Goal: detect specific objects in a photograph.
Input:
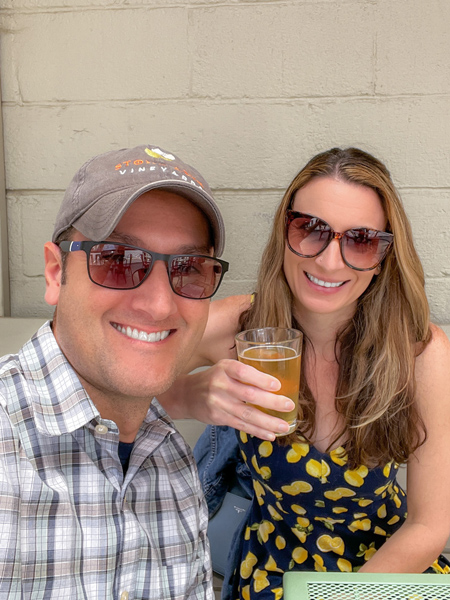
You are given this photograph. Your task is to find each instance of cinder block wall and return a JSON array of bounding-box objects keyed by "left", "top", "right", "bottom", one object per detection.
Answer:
[{"left": 1, "top": 0, "right": 449, "bottom": 322}]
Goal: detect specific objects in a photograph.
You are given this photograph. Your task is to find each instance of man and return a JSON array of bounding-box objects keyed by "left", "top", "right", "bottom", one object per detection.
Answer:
[{"left": 0, "top": 145, "right": 229, "bottom": 599}]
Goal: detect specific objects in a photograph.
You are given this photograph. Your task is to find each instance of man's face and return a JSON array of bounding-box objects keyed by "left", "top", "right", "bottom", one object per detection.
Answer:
[{"left": 45, "top": 190, "right": 213, "bottom": 406}]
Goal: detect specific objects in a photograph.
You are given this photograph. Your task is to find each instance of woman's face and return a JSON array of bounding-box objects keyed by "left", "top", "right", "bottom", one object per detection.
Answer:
[{"left": 284, "top": 176, "right": 387, "bottom": 324}]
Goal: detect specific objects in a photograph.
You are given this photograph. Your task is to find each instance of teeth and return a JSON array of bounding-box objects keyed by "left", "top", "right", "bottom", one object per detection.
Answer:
[
  {"left": 113, "top": 323, "right": 170, "bottom": 343},
  {"left": 307, "top": 273, "right": 344, "bottom": 288}
]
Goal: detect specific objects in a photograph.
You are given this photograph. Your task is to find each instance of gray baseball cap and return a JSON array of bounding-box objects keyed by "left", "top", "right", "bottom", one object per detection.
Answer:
[{"left": 53, "top": 145, "right": 225, "bottom": 256}]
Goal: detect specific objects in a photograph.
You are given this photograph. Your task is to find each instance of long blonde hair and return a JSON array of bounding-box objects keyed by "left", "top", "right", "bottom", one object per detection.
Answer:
[{"left": 240, "top": 147, "right": 430, "bottom": 467}]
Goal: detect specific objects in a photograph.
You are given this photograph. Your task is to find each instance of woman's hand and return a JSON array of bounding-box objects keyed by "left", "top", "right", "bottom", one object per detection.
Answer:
[{"left": 159, "top": 358, "right": 295, "bottom": 440}]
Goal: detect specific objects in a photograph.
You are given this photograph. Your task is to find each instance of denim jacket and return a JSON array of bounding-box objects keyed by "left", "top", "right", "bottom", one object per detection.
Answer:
[{"left": 193, "top": 425, "right": 253, "bottom": 599}]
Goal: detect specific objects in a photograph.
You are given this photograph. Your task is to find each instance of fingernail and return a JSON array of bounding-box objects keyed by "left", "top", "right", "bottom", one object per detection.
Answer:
[
  {"left": 285, "top": 401, "right": 295, "bottom": 410},
  {"left": 270, "top": 380, "right": 281, "bottom": 391},
  {"left": 278, "top": 423, "right": 289, "bottom": 433}
]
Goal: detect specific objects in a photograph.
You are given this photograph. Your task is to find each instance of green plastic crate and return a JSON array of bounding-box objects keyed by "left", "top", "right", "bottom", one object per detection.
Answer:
[{"left": 283, "top": 571, "right": 450, "bottom": 600}]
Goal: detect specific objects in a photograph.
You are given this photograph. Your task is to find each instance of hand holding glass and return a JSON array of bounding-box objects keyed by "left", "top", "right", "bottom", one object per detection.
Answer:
[{"left": 235, "top": 327, "right": 302, "bottom": 436}]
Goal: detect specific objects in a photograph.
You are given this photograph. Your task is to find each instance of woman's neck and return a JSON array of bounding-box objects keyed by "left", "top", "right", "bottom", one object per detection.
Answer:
[{"left": 294, "top": 305, "right": 354, "bottom": 360}]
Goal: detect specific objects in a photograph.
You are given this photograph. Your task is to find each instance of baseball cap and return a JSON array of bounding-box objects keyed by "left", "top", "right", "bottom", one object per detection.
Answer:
[{"left": 53, "top": 145, "right": 225, "bottom": 256}]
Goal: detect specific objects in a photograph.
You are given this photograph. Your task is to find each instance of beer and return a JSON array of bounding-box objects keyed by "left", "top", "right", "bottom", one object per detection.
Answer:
[{"left": 238, "top": 344, "right": 300, "bottom": 433}]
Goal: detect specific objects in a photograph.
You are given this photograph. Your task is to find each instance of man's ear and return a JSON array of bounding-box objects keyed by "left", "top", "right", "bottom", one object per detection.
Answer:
[{"left": 44, "top": 242, "right": 63, "bottom": 306}]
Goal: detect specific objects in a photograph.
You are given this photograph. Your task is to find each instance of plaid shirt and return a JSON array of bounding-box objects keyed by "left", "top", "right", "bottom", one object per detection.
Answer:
[{"left": 0, "top": 323, "right": 212, "bottom": 600}]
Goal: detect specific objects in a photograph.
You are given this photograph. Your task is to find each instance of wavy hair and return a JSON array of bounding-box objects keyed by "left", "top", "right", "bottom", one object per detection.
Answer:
[{"left": 240, "top": 147, "right": 430, "bottom": 467}]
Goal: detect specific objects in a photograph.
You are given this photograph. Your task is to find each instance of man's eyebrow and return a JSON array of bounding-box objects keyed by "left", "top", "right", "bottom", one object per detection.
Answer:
[{"left": 108, "top": 232, "right": 213, "bottom": 255}]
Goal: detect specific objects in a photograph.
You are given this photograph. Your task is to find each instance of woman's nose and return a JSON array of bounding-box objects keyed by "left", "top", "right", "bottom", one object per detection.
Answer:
[{"left": 315, "top": 238, "right": 346, "bottom": 270}]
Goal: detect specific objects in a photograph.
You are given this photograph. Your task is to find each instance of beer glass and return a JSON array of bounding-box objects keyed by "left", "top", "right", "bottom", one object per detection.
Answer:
[{"left": 235, "top": 327, "right": 302, "bottom": 435}]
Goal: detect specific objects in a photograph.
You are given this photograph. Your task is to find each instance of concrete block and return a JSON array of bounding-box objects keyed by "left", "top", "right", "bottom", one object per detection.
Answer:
[
  {"left": 426, "top": 277, "right": 450, "bottom": 325},
  {"left": 5, "top": 97, "right": 450, "bottom": 192},
  {"left": 10, "top": 276, "right": 51, "bottom": 318},
  {"left": 192, "top": 3, "right": 374, "bottom": 98},
  {"left": 216, "top": 190, "right": 281, "bottom": 280},
  {"left": 400, "top": 189, "right": 450, "bottom": 279},
  {"left": 1, "top": 9, "right": 190, "bottom": 102},
  {"left": 377, "top": 0, "right": 450, "bottom": 95}
]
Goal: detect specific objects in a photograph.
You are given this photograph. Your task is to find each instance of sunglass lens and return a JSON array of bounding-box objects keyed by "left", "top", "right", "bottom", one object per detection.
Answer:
[
  {"left": 170, "top": 256, "right": 222, "bottom": 299},
  {"left": 288, "top": 215, "right": 331, "bottom": 256},
  {"left": 89, "top": 243, "right": 151, "bottom": 289},
  {"left": 343, "top": 231, "right": 390, "bottom": 269}
]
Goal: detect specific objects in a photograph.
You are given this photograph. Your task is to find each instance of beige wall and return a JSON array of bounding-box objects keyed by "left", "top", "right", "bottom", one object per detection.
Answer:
[{"left": 0, "top": 0, "right": 449, "bottom": 321}]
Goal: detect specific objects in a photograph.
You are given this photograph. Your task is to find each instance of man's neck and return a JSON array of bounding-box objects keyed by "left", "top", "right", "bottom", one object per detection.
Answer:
[{"left": 79, "top": 376, "right": 152, "bottom": 443}]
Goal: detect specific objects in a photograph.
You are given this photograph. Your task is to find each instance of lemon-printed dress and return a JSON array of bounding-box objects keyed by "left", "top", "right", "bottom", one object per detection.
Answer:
[{"left": 233, "top": 432, "right": 450, "bottom": 600}]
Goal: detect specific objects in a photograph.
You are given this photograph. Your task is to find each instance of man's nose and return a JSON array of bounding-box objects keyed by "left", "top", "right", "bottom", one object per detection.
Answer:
[{"left": 128, "top": 259, "right": 178, "bottom": 320}]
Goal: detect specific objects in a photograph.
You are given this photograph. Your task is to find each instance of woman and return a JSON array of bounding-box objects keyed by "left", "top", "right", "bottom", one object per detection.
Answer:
[{"left": 160, "top": 147, "right": 450, "bottom": 598}]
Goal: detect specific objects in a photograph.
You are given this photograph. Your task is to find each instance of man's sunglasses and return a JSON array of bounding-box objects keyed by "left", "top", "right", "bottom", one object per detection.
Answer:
[
  {"left": 58, "top": 241, "right": 229, "bottom": 299},
  {"left": 285, "top": 210, "right": 394, "bottom": 271}
]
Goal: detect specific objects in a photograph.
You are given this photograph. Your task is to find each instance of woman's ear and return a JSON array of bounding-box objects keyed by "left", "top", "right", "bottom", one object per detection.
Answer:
[{"left": 44, "top": 242, "right": 63, "bottom": 306}]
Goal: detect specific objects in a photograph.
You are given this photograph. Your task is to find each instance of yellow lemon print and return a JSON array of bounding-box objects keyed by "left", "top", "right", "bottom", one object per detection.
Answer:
[
  {"left": 275, "top": 535, "right": 286, "bottom": 550},
  {"left": 332, "top": 507, "right": 348, "bottom": 514},
  {"left": 365, "top": 546, "right": 377, "bottom": 561},
  {"left": 374, "top": 483, "right": 389, "bottom": 496},
  {"left": 259, "top": 441, "right": 273, "bottom": 458},
  {"left": 306, "top": 459, "right": 331, "bottom": 483},
  {"left": 316, "top": 534, "right": 345, "bottom": 556},
  {"left": 291, "top": 528, "right": 307, "bottom": 543},
  {"left": 281, "top": 481, "right": 313, "bottom": 495},
  {"left": 324, "top": 487, "right": 356, "bottom": 501},
  {"left": 314, "top": 516, "right": 345, "bottom": 530},
  {"left": 253, "top": 480, "right": 266, "bottom": 506},
  {"left": 240, "top": 552, "right": 258, "bottom": 579},
  {"left": 286, "top": 442, "right": 309, "bottom": 463},
  {"left": 391, "top": 494, "right": 402, "bottom": 509},
  {"left": 374, "top": 526, "right": 387, "bottom": 536},
  {"left": 260, "top": 466, "right": 272, "bottom": 480},
  {"left": 258, "top": 520, "right": 275, "bottom": 543},
  {"left": 348, "top": 518, "right": 371, "bottom": 533},
  {"left": 244, "top": 526, "right": 251, "bottom": 540},
  {"left": 251, "top": 455, "right": 260, "bottom": 474},
  {"left": 275, "top": 501, "right": 288, "bottom": 514},
  {"left": 241, "top": 585, "right": 250, "bottom": 600},
  {"left": 292, "top": 546, "right": 308, "bottom": 564},
  {"left": 357, "top": 499, "right": 373, "bottom": 507},
  {"left": 337, "top": 558, "right": 353, "bottom": 572},
  {"left": 265, "top": 555, "right": 283, "bottom": 572},
  {"left": 267, "top": 504, "right": 283, "bottom": 521},
  {"left": 253, "top": 569, "right": 270, "bottom": 593},
  {"left": 330, "top": 447, "right": 348, "bottom": 466},
  {"left": 271, "top": 588, "right": 283, "bottom": 600},
  {"left": 353, "top": 512, "right": 368, "bottom": 519},
  {"left": 357, "top": 541, "right": 377, "bottom": 561},
  {"left": 383, "top": 461, "right": 392, "bottom": 478},
  {"left": 344, "top": 466, "right": 368, "bottom": 488},
  {"left": 313, "top": 554, "right": 327, "bottom": 572},
  {"left": 291, "top": 504, "right": 307, "bottom": 515},
  {"left": 387, "top": 515, "right": 400, "bottom": 525},
  {"left": 377, "top": 504, "right": 387, "bottom": 519},
  {"left": 296, "top": 516, "right": 310, "bottom": 527},
  {"left": 240, "top": 431, "right": 248, "bottom": 443}
]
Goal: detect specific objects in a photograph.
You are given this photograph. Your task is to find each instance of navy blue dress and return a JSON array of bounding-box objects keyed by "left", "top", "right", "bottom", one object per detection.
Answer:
[{"left": 231, "top": 431, "right": 450, "bottom": 599}]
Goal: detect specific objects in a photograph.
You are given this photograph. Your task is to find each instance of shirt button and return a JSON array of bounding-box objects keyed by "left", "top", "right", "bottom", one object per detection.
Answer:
[
  {"left": 95, "top": 424, "right": 108, "bottom": 434},
  {"left": 120, "top": 592, "right": 129, "bottom": 600}
]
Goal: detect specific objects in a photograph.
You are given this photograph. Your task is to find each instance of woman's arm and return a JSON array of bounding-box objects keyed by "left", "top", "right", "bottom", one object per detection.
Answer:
[
  {"left": 157, "top": 294, "right": 295, "bottom": 440},
  {"left": 360, "top": 324, "right": 450, "bottom": 572}
]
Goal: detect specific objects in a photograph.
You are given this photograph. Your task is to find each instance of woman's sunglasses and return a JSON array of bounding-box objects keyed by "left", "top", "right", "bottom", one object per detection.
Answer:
[
  {"left": 58, "top": 241, "right": 229, "bottom": 299},
  {"left": 285, "top": 210, "right": 394, "bottom": 271}
]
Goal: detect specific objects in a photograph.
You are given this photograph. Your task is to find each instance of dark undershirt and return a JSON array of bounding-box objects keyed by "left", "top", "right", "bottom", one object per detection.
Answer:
[{"left": 118, "top": 441, "right": 134, "bottom": 474}]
